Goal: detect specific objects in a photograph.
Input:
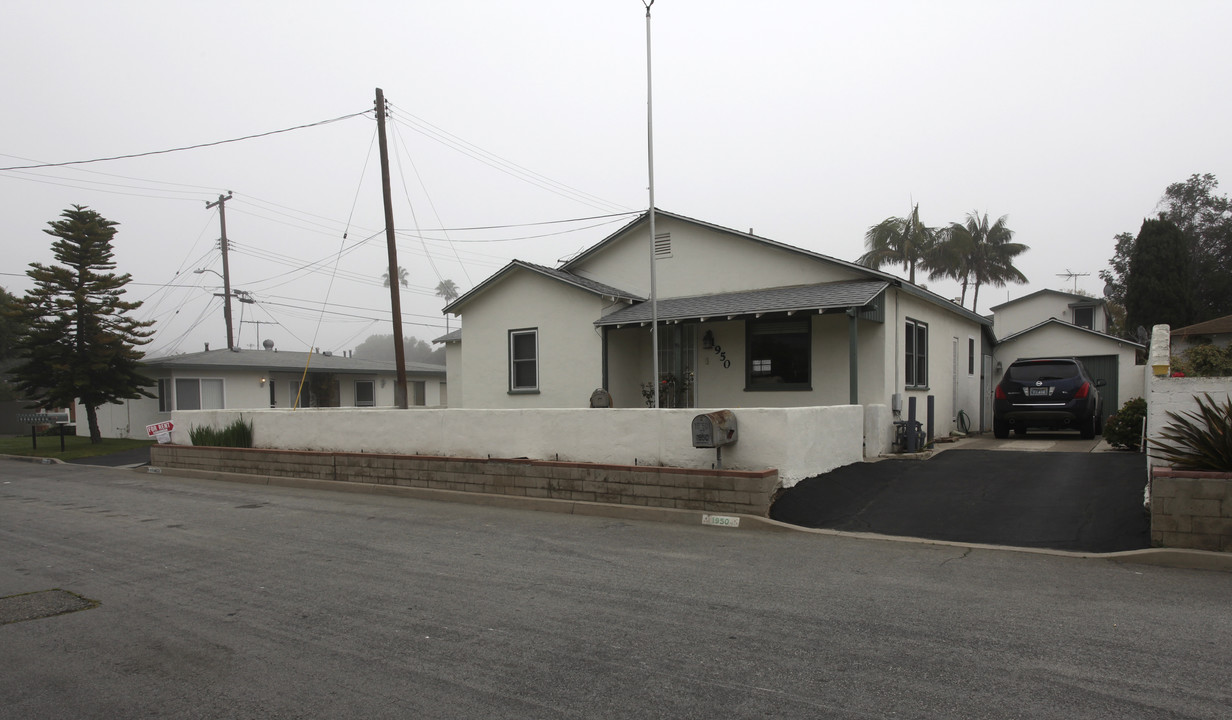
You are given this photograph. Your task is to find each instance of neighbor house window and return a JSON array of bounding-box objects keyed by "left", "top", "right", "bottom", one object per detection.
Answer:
[
  {"left": 746, "top": 317, "right": 811, "bottom": 390},
  {"left": 355, "top": 380, "right": 375, "bottom": 407},
  {"left": 968, "top": 337, "right": 976, "bottom": 376},
  {"left": 173, "top": 378, "right": 224, "bottom": 411},
  {"left": 905, "top": 319, "right": 928, "bottom": 388},
  {"left": 509, "top": 328, "right": 538, "bottom": 392},
  {"left": 158, "top": 378, "right": 172, "bottom": 412}
]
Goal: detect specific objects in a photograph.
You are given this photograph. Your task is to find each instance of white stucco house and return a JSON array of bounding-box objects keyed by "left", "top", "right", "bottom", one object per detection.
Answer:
[
  {"left": 439, "top": 209, "right": 995, "bottom": 439},
  {"left": 989, "top": 288, "right": 1112, "bottom": 337},
  {"left": 80, "top": 349, "right": 446, "bottom": 439}
]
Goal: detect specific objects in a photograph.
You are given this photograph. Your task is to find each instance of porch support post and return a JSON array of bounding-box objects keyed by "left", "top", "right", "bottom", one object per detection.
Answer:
[{"left": 847, "top": 308, "right": 859, "bottom": 405}]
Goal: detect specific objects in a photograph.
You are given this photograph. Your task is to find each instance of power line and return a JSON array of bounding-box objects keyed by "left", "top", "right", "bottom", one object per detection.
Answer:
[{"left": 0, "top": 111, "right": 370, "bottom": 171}]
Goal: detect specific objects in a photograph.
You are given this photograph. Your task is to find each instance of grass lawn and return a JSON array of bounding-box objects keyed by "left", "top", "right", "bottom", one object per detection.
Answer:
[{"left": 0, "top": 434, "right": 154, "bottom": 461}]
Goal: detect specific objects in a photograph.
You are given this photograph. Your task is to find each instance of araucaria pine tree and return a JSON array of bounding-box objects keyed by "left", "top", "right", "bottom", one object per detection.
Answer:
[{"left": 11, "top": 206, "right": 155, "bottom": 443}]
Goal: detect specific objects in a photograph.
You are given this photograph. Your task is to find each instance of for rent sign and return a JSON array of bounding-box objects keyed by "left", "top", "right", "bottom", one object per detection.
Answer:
[{"left": 146, "top": 421, "right": 174, "bottom": 444}]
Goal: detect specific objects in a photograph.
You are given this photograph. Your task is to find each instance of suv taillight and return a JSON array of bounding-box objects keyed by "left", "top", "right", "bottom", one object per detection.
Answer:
[
  {"left": 1074, "top": 381, "right": 1090, "bottom": 399},
  {"left": 995, "top": 385, "right": 1007, "bottom": 400}
]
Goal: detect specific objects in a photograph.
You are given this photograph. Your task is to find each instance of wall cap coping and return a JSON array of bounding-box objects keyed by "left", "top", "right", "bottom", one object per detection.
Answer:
[{"left": 1152, "top": 468, "right": 1232, "bottom": 480}]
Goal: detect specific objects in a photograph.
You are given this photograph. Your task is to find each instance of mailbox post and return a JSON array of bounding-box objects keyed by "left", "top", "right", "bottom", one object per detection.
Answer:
[{"left": 691, "top": 410, "right": 737, "bottom": 469}]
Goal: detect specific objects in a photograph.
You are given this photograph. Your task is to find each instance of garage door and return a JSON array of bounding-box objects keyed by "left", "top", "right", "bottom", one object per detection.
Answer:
[{"left": 1075, "top": 354, "right": 1118, "bottom": 424}]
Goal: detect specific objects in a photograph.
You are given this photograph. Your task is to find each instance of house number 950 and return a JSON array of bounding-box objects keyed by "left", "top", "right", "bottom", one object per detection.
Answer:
[{"left": 713, "top": 344, "right": 731, "bottom": 369}]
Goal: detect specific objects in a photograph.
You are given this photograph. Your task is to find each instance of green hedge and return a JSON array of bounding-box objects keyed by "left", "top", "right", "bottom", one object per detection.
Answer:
[{"left": 189, "top": 416, "right": 254, "bottom": 448}]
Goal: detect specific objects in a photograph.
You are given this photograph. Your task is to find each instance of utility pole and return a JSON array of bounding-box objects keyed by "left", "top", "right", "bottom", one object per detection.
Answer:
[
  {"left": 206, "top": 192, "right": 235, "bottom": 350},
  {"left": 643, "top": 0, "right": 660, "bottom": 408},
  {"left": 375, "top": 88, "right": 409, "bottom": 408}
]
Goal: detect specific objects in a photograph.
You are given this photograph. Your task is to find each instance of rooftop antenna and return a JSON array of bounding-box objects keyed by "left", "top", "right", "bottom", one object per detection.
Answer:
[{"left": 1056, "top": 269, "right": 1089, "bottom": 292}]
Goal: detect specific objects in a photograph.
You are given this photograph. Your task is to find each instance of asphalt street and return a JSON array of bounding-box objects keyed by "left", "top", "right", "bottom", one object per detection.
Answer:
[
  {"left": 3, "top": 459, "right": 1230, "bottom": 719},
  {"left": 772, "top": 448, "right": 1150, "bottom": 553}
]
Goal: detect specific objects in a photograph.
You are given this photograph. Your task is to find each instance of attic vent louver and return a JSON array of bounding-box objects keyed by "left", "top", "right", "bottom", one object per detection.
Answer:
[{"left": 654, "top": 232, "right": 672, "bottom": 259}]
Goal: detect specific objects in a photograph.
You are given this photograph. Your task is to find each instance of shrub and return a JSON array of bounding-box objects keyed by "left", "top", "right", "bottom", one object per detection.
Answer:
[
  {"left": 1170, "top": 343, "right": 1232, "bottom": 377},
  {"left": 1149, "top": 393, "right": 1232, "bottom": 471},
  {"left": 189, "top": 416, "right": 254, "bottom": 448},
  {"left": 1103, "top": 397, "right": 1147, "bottom": 451}
]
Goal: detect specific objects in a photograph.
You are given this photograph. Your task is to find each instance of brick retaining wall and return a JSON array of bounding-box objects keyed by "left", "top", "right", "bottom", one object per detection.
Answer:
[
  {"left": 151, "top": 445, "right": 781, "bottom": 516},
  {"left": 1151, "top": 469, "right": 1232, "bottom": 552}
]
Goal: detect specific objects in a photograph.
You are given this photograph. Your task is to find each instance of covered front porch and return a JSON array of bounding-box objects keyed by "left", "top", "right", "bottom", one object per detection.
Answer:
[{"left": 598, "top": 280, "right": 890, "bottom": 410}]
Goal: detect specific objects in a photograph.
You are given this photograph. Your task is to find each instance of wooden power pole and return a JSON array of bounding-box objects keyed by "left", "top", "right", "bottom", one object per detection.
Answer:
[
  {"left": 206, "top": 192, "right": 236, "bottom": 350},
  {"left": 375, "top": 88, "right": 409, "bottom": 408}
]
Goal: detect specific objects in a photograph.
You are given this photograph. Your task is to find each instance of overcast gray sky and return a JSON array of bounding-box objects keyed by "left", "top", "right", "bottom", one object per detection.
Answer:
[{"left": 3, "top": 1, "right": 1229, "bottom": 356}]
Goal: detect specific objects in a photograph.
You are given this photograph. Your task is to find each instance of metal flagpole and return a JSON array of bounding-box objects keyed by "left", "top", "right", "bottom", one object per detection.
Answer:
[{"left": 644, "top": 0, "right": 660, "bottom": 408}]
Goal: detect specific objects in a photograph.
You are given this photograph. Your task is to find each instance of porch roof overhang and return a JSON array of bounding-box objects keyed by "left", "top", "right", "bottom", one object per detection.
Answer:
[{"left": 594, "top": 280, "right": 889, "bottom": 327}]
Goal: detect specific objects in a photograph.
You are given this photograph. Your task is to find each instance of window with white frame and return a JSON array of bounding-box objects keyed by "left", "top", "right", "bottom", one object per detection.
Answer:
[
  {"left": 905, "top": 319, "right": 928, "bottom": 388},
  {"left": 158, "top": 378, "right": 172, "bottom": 412},
  {"left": 509, "top": 328, "right": 539, "bottom": 392},
  {"left": 355, "top": 380, "right": 375, "bottom": 407},
  {"left": 173, "top": 378, "right": 224, "bottom": 410}
]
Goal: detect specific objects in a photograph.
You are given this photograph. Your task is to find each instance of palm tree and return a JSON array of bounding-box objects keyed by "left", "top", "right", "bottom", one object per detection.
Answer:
[
  {"left": 435, "top": 279, "right": 460, "bottom": 333},
  {"left": 950, "top": 211, "right": 1028, "bottom": 311},
  {"left": 381, "top": 266, "right": 409, "bottom": 289},
  {"left": 858, "top": 204, "right": 938, "bottom": 284}
]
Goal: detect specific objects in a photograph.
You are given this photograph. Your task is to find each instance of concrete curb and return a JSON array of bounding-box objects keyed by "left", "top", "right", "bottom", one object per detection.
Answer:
[
  {"left": 0, "top": 454, "right": 65, "bottom": 465},
  {"left": 135, "top": 463, "right": 1232, "bottom": 573}
]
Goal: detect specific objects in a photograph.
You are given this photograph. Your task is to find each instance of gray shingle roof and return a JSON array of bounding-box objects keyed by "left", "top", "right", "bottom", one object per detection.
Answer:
[
  {"left": 442, "top": 260, "right": 642, "bottom": 314},
  {"left": 141, "top": 349, "right": 445, "bottom": 376},
  {"left": 596, "top": 280, "right": 889, "bottom": 326}
]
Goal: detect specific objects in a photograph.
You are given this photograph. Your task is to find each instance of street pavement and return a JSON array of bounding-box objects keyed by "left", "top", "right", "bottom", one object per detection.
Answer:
[{"left": 3, "top": 459, "right": 1230, "bottom": 718}]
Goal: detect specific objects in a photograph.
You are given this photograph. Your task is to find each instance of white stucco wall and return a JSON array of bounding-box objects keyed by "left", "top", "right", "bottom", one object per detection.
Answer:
[
  {"left": 992, "top": 291, "right": 1107, "bottom": 337},
  {"left": 889, "top": 291, "right": 985, "bottom": 436},
  {"left": 567, "top": 214, "right": 866, "bottom": 301},
  {"left": 993, "top": 325, "right": 1143, "bottom": 409},
  {"left": 457, "top": 270, "right": 608, "bottom": 408},
  {"left": 1146, "top": 375, "right": 1232, "bottom": 467},
  {"left": 169, "top": 404, "right": 868, "bottom": 486}
]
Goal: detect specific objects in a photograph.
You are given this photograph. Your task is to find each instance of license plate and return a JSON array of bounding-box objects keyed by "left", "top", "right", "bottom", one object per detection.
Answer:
[{"left": 1027, "top": 387, "right": 1051, "bottom": 397}]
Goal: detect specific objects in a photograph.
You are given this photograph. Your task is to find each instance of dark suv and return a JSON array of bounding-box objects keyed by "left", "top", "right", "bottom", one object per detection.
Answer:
[{"left": 993, "top": 358, "right": 1105, "bottom": 439}]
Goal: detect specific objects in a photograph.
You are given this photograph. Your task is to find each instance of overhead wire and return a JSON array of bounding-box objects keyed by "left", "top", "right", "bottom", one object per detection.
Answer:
[
  {"left": 0, "top": 111, "right": 371, "bottom": 171},
  {"left": 385, "top": 103, "right": 631, "bottom": 214}
]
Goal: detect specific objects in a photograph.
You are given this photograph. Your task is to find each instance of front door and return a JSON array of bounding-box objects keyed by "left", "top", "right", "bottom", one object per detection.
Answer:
[{"left": 657, "top": 324, "right": 696, "bottom": 408}]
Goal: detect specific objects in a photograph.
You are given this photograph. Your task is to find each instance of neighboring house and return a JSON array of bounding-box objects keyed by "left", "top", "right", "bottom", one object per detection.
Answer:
[
  {"left": 1170, "top": 314, "right": 1232, "bottom": 353},
  {"left": 79, "top": 348, "right": 446, "bottom": 439},
  {"left": 992, "top": 319, "right": 1144, "bottom": 424},
  {"left": 441, "top": 209, "right": 994, "bottom": 437},
  {"left": 989, "top": 289, "right": 1111, "bottom": 338}
]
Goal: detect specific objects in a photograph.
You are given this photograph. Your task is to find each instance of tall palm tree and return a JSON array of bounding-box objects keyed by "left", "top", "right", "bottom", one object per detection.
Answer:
[
  {"left": 381, "top": 266, "right": 409, "bottom": 289},
  {"left": 951, "top": 211, "right": 1028, "bottom": 311},
  {"left": 435, "top": 279, "right": 460, "bottom": 333},
  {"left": 858, "top": 203, "right": 938, "bottom": 284}
]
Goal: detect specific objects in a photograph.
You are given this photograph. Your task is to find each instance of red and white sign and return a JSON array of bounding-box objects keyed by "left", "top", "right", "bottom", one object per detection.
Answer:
[{"left": 146, "top": 421, "right": 174, "bottom": 443}]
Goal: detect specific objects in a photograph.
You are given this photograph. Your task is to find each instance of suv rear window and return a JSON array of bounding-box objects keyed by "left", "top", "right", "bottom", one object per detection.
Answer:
[{"left": 1006, "top": 361, "right": 1080, "bottom": 383}]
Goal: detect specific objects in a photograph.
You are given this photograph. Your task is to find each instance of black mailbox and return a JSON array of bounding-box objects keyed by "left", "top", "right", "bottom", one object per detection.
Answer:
[{"left": 692, "top": 410, "right": 737, "bottom": 448}]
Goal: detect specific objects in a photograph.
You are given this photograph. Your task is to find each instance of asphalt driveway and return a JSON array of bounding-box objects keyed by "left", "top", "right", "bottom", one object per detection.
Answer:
[{"left": 770, "top": 446, "right": 1150, "bottom": 553}]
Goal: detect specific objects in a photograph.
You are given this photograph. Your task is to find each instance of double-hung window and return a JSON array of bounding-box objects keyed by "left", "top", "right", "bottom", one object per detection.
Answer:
[
  {"left": 509, "top": 328, "right": 539, "bottom": 393},
  {"left": 905, "top": 319, "right": 928, "bottom": 388},
  {"left": 746, "top": 317, "right": 811, "bottom": 390},
  {"left": 157, "top": 378, "right": 172, "bottom": 412}
]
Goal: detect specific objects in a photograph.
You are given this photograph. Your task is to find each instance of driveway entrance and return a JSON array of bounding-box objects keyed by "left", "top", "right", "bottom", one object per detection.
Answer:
[{"left": 771, "top": 441, "right": 1149, "bottom": 552}]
